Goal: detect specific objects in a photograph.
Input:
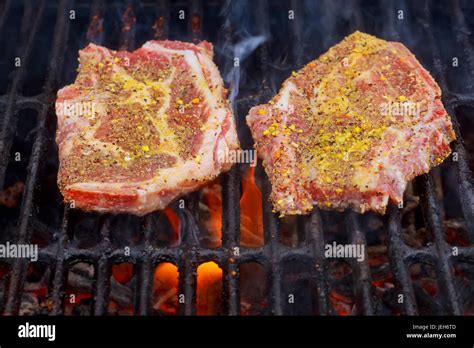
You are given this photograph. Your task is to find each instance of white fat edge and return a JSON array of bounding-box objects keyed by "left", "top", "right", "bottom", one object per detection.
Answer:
[
  {"left": 56, "top": 92, "right": 96, "bottom": 136},
  {"left": 198, "top": 50, "right": 239, "bottom": 152},
  {"left": 368, "top": 194, "right": 389, "bottom": 211},
  {"left": 136, "top": 188, "right": 149, "bottom": 207},
  {"left": 56, "top": 91, "right": 105, "bottom": 159},
  {"left": 67, "top": 181, "right": 125, "bottom": 192},
  {"left": 407, "top": 116, "right": 443, "bottom": 155},
  {"left": 268, "top": 81, "right": 303, "bottom": 194},
  {"left": 275, "top": 81, "right": 298, "bottom": 118},
  {"left": 430, "top": 118, "right": 449, "bottom": 145},
  {"left": 59, "top": 45, "right": 111, "bottom": 130},
  {"left": 223, "top": 111, "right": 239, "bottom": 150},
  {"left": 181, "top": 49, "right": 229, "bottom": 163},
  {"left": 420, "top": 94, "right": 435, "bottom": 123},
  {"left": 281, "top": 194, "right": 297, "bottom": 209},
  {"left": 351, "top": 167, "right": 373, "bottom": 192}
]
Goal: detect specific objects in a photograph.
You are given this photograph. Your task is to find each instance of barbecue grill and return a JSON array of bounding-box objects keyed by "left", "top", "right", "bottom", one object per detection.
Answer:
[{"left": 0, "top": 0, "right": 473, "bottom": 317}]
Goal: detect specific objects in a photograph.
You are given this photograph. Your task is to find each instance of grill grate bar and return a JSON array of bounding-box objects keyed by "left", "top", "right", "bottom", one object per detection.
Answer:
[
  {"left": 451, "top": 0, "right": 474, "bottom": 89},
  {"left": 387, "top": 205, "right": 418, "bottom": 315},
  {"left": 221, "top": 168, "right": 241, "bottom": 315},
  {"left": 345, "top": 212, "right": 374, "bottom": 315},
  {"left": 418, "top": 175, "right": 462, "bottom": 315},
  {"left": 137, "top": 213, "right": 158, "bottom": 315},
  {"left": 179, "top": 264, "right": 197, "bottom": 315},
  {"left": 305, "top": 211, "right": 330, "bottom": 315},
  {"left": 153, "top": 0, "right": 169, "bottom": 39},
  {"left": 255, "top": 0, "right": 284, "bottom": 316},
  {"left": 86, "top": 0, "right": 105, "bottom": 44},
  {"left": 420, "top": 0, "right": 474, "bottom": 236},
  {"left": 119, "top": 0, "right": 137, "bottom": 51},
  {"left": 446, "top": 2, "right": 474, "bottom": 238},
  {"left": 50, "top": 206, "right": 70, "bottom": 315},
  {"left": 289, "top": 0, "right": 304, "bottom": 69},
  {"left": 0, "top": 0, "right": 13, "bottom": 31},
  {"left": 189, "top": 0, "right": 202, "bottom": 42},
  {"left": 0, "top": 0, "right": 45, "bottom": 186},
  {"left": 219, "top": 1, "right": 242, "bottom": 313},
  {"left": 93, "top": 217, "right": 112, "bottom": 315},
  {"left": 4, "top": 0, "right": 72, "bottom": 315},
  {"left": 262, "top": 177, "right": 283, "bottom": 315}
]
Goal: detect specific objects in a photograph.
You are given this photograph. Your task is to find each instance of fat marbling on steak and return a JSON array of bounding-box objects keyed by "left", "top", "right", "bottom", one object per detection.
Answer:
[
  {"left": 247, "top": 31, "right": 455, "bottom": 215},
  {"left": 56, "top": 40, "right": 239, "bottom": 215}
]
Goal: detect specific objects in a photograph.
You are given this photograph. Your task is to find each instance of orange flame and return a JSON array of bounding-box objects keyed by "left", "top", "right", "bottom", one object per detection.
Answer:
[
  {"left": 112, "top": 263, "right": 133, "bottom": 285},
  {"left": 196, "top": 262, "right": 223, "bottom": 315},
  {"left": 152, "top": 261, "right": 223, "bottom": 315},
  {"left": 200, "top": 181, "right": 222, "bottom": 247},
  {"left": 240, "top": 166, "right": 264, "bottom": 247},
  {"left": 153, "top": 263, "right": 179, "bottom": 315},
  {"left": 163, "top": 207, "right": 180, "bottom": 245}
]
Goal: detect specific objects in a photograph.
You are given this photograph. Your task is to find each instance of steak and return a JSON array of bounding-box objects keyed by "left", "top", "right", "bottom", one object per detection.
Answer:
[
  {"left": 56, "top": 40, "right": 239, "bottom": 216},
  {"left": 247, "top": 31, "right": 455, "bottom": 215}
]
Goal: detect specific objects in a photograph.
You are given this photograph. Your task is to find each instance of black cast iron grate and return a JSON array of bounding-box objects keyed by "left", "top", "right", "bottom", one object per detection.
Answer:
[{"left": 0, "top": 0, "right": 473, "bottom": 316}]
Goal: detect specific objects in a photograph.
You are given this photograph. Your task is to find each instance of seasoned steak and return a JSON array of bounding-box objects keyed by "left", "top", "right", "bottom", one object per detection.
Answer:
[
  {"left": 247, "top": 31, "right": 455, "bottom": 215},
  {"left": 56, "top": 40, "right": 239, "bottom": 216}
]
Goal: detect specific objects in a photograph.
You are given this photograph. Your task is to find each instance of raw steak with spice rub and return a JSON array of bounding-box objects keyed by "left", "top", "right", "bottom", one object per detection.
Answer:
[
  {"left": 247, "top": 31, "right": 455, "bottom": 215},
  {"left": 56, "top": 40, "right": 239, "bottom": 215}
]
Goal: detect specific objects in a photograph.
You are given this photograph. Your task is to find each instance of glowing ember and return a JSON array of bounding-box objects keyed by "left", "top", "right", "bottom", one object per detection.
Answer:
[
  {"left": 112, "top": 263, "right": 133, "bottom": 285},
  {"left": 329, "top": 290, "right": 353, "bottom": 316},
  {"left": 153, "top": 261, "right": 223, "bottom": 315},
  {"left": 196, "top": 262, "right": 223, "bottom": 315},
  {"left": 444, "top": 219, "right": 469, "bottom": 246},
  {"left": 153, "top": 263, "right": 179, "bottom": 315}
]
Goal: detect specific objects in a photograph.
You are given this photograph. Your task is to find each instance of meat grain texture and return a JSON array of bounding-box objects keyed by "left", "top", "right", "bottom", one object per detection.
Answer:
[
  {"left": 56, "top": 40, "right": 239, "bottom": 215},
  {"left": 247, "top": 31, "right": 455, "bottom": 215}
]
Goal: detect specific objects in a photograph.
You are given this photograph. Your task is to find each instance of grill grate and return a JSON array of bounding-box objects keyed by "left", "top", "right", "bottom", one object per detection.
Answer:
[{"left": 0, "top": 0, "right": 473, "bottom": 316}]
